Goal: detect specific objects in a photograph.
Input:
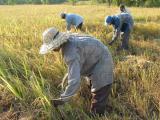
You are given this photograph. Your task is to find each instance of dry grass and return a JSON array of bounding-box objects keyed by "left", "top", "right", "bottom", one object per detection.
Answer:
[{"left": 0, "top": 5, "right": 160, "bottom": 120}]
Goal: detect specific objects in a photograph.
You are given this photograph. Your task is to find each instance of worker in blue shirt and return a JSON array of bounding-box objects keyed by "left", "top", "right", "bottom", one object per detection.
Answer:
[
  {"left": 105, "top": 13, "right": 134, "bottom": 51},
  {"left": 61, "top": 13, "right": 84, "bottom": 32}
]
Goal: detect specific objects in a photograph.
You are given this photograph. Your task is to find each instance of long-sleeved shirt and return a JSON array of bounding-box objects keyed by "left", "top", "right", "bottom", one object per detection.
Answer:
[
  {"left": 61, "top": 35, "right": 113, "bottom": 101},
  {"left": 112, "top": 13, "right": 134, "bottom": 41},
  {"left": 65, "top": 14, "right": 84, "bottom": 31}
]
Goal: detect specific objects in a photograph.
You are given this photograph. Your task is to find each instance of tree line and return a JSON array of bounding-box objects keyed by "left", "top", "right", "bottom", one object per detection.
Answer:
[
  {"left": 105, "top": 0, "right": 160, "bottom": 7},
  {"left": 0, "top": 0, "right": 160, "bottom": 7},
  {"left": 0, "top": 0, "right": 65, "bottom": 4}
]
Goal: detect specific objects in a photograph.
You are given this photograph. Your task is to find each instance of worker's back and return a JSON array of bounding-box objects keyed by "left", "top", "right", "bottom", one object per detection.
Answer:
[
  {"left": 62, "top": 35, "right": 113, "bottom": 92},
  {"left": 66, "top": 13, "right": 83, "bottom": 27},
  {"left": 117, "top": 13, "right": 134, "bottom": 29}
]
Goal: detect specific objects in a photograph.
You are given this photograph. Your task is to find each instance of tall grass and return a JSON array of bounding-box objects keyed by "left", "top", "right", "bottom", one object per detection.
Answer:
[{"left": 0, "top": 5, "right": 160, "bottom": 120}]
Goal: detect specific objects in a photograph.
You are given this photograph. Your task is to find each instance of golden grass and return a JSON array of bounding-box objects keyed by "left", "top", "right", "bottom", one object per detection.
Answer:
[{"left": 0, "top": 5, "right": 160, "bottom": 120}]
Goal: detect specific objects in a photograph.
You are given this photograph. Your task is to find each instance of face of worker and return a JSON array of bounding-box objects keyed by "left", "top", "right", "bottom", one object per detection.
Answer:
[{"left": 120, "top": 7, "right": 125, "bottom": 12}]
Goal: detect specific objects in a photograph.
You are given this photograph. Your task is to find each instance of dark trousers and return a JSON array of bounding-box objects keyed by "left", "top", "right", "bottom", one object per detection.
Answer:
[
  {"left": 121, "top": 23, "right": 130, "bottom": 50},
  {"left": 90, "top": 84, "right": 112, "bottom": 116},
  {"left": 76, "top": 22, "right": 83, "bottom": 30},
  {"left": 120, "top": 23, "right": 131, "bottom": 50}
]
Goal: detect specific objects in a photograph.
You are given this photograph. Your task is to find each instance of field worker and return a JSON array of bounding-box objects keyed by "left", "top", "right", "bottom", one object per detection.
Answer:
[
  {"left": 119, "top": 4, "right": 131, "bottom": 14},
  {"left": 105, "top": 13, "right": 134, "bottom": 51},
  {"left": 39, "top": 27, "right": 113, "bottom": 116},
  {"left": 60, "top": 13, "right": 84, "bottom": 32}
]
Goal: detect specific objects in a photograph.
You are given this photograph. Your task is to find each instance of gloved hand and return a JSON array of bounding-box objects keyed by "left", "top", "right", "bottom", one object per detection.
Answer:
[
  {"left": 51, "top": 98, "right": 65, "bottom": 107},
  {"left": 67, "top": 31, "right": 70, "bottom": 33}
]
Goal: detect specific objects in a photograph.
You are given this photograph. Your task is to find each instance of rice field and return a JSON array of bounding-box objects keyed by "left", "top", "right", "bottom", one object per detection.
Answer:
[{"left": 0, "top": 5, "right": 160, "bottom": 120}]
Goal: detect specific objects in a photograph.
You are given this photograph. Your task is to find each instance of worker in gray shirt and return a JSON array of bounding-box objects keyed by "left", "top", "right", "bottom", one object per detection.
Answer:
[
  {"left": 60, "top": 13, "right": 84, "bottom": 32},
  {"left": 105, "top": 13, "right": 134, "bottom": 51},
  {"left": 119, "top": 4, "right": 131, "bottom": 14},
  {"left": 39, "top": 27, "right": 113, "bottom": 115}
]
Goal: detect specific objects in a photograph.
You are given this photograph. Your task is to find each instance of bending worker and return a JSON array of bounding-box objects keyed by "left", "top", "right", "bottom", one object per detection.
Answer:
[
  {"left": 39, "top": 27, "right": 113, "bottom": 115},
  {"left": 60, "top": 13, "right": 84, "bottom": 32},
  {"left": 105, "top": 13, "right": 134, "bottom": 51}
]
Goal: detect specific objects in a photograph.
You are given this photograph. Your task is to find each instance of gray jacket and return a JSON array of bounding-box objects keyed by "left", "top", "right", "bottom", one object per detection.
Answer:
[
  {"left": 65, "top": 14, "right": 83, "bottom": 31},
  {"left": 61, "top": 35, "right": 113, "bottom": 101}
]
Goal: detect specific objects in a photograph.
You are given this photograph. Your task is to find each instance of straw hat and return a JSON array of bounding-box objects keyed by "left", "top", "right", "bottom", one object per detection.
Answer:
[{"left": 39, "top": 27, "right": 69, "bottom": 54}]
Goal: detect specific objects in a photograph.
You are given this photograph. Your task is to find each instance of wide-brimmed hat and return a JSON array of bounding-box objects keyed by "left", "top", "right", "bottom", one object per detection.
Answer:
[{"left": 39, "top": 27, "right": 69, "bottom": 54}]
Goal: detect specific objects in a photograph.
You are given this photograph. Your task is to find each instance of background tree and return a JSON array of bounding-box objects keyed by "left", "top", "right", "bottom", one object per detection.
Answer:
[
  {"left": 16, "top": 0, "right": 27, "bottom": 4},
  {"left": 7, "top": 0, "right": 16, "bottom": 4},
  {"left": 108, "top": 0, "right": 112, "bottom": 6},
  {"left": 115, "top": 0, "right": 122, "bottom": 6},
  {"left": 68, "top": 0, "right": 78, "bottom": 5},
  {"left": 31, "top": 0, "right": 42, "bottom": 4},
  {"left": 0, "top": 0, "right": 4, "bottom": 4}
]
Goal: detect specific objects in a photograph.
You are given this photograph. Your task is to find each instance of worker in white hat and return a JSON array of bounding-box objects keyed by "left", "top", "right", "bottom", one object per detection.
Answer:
[{"left": 39, "top": 27, "right": 113, "bottom": 116}]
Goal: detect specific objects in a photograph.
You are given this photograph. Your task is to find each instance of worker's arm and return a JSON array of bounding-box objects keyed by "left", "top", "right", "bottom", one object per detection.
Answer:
[
  {"left": 108, "top": 18, "right": 121, "bottom": 45},
  {"left": 60, "top": 58, "right": 81, "bottom": 102},
  {"left": 112, "top": 27, "right": 121, "bottom": 41},
  {"left": 109, "top": 27, "right": 120, "bottom": 45}
]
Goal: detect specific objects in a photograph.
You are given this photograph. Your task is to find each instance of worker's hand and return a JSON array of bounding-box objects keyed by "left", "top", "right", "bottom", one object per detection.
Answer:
[
  {"left": 67, "top": 31, "right": 70, "bottom": 33},
  {"left": 120, "top": 32, "right": 124, "bottom": 39},
  {"left": 108, "top": 40, "right": 114, "bottom": 46},
  {"left": 51, "top": 98, "right": 65, "bottom": 107}
]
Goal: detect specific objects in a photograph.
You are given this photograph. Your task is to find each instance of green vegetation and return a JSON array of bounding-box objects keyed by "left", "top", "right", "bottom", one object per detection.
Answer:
[
  {"left": 0, "top": 5, "right": 160, "bottom": 120},
  {"left": 68, "top": 0, "right": 78, "bottom": 5}
]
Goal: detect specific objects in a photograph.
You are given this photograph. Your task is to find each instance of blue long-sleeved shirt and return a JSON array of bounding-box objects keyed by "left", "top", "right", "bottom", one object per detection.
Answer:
[
  {"left": 65, "top": 14, "right": 84, "bottom": 31},
  {"left": 111, "top": 13, "right": 134, "bottom": 41}
]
